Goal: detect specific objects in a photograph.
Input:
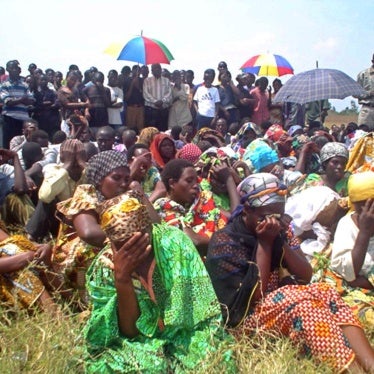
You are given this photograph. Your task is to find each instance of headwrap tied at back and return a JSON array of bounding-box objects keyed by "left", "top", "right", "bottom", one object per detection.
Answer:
[
  {"left": 238, "top": 172, "right": 287, "bottom": 207},
  {"left": 86, "top": 150, "right": 128, "bottom": 188},
  {"left": 348, "top": 171, "right": 374, "bottom": 203},
  {"left": 320, "top": 142, "right": 349, "bottom": 164},
  {"left": 230, "top": 173, "right": 287, "bottom": 221}
]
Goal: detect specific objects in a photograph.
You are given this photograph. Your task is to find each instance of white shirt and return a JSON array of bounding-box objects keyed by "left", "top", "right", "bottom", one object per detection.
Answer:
[
  {"left": 331, "top": 212, "right": 374, "bottom": 282},
  {"left": 193, "top": 85, "right": 220, "bottom": 117},
  {"left": 107, "top": 86, "right": 124, "bottom": 125}
]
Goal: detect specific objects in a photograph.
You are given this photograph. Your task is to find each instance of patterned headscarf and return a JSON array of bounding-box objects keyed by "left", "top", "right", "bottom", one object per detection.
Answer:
[
  {"left": 292, "top": 134, "right": 311, "bottom": 151},
  {"left": 195, "top": 146, "right": 238, "bottom": 176},
  {"left": 192, "top": 127, "right": 225, "bottom": 148},
  {"left": 292, "top": 134, "right": 322, "bottom": 174},
  {"left": 320, "top": 142, "right": 349, "bottom": 164},
  {"left": 238, "top": 173, "right": 287, "bottom": 208},
  {"left": 231, "top": 122, "right": 260, "bottom": 151},
  {"left": 176, "top": 143, "right": 202, "bottom": 164},
  {"left": 86, "top": 150, "right": 128, "bottom": 188},
  {"left": 264, "top": 124, "right": 287, "bottom": 143},
  {"left": 137, "top": 127, "right": 160, "bottom": 148}
]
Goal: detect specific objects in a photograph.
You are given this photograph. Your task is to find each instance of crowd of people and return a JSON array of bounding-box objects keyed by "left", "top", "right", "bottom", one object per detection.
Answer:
[{"left": 0, "top": 54, "right": 373, "bottom": 372}]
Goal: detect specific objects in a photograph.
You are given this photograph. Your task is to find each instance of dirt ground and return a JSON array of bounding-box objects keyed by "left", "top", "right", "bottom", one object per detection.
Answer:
[{"left": 324, "top": 111, "right": 358, "bottom": 128}]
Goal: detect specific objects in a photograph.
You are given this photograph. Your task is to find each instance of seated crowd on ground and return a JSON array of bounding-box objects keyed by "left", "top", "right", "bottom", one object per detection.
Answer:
[{"left": 0, "top": 59, "right": 374, "bottom": 372}]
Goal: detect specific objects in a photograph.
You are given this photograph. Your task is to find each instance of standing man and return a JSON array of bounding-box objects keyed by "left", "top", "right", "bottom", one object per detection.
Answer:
[
  {"left": 193, "top": 69, "right": 220, "bottom": 129},
  {"left": 305, "top": 99, "right": 330, "bottom": 126},
  {"left": 124, "top": 65, "right": 144, "bottom": 132},
  {"left": 0, "top": 60, "right": 35, "bottom": 148},
  {"left": 107, "top": 69, "right": 124, "bottom": 131},
  {"left": 250, "top": 77, "right": 270, "bottom": 127},
  {"left": 143, "top": 63, "right": 172, "bottom": 132},
  {"left": 82, "top": 72, "right": 111, "bottom": 135},
  {"left": 357, "top": 53, "right": 374, "bottom": 130}
]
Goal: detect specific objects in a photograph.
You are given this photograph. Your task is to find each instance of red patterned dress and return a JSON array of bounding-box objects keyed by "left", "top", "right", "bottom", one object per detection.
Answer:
[
  {"left": 153, "top": 190, "right": 227, "bottom": 238},
  {"left": 206, "top": 216, "right": 360, "bottom": 372}
]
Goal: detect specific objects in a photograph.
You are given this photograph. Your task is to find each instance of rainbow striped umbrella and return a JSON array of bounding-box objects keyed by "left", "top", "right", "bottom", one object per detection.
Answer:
[
  {"left": 240, "top": 54, "right": 294, "bottom": 77},
  {"left": 109, "top": 35, "right": 174, "bottom": 65}
]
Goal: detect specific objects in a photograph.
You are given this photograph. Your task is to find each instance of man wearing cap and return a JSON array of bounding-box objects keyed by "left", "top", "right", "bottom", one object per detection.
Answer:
[
  {"left": 0, "top": 60, "right": 35, "bottom": 148},
  {"left": 357, "top": 53, "right": 374, "bottom": 130}
]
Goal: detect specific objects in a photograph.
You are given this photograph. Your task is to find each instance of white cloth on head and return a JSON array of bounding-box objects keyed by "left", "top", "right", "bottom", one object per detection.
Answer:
[{"left": 285, "top": 186, "right": 340, "bottom": 258}]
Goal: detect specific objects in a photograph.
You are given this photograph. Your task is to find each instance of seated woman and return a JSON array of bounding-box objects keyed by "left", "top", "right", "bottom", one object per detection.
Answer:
[
  {"left": 243, "top": 138, "right": 304, "bottom": 191},
  {"left": 194, "top": 146, "right": 241, "bottom": 212},
  {"left": 149, "top": 133, "right": 176, "bottom": 170},
  {"left": 0, "top": 147, "right": 36, "bottom": 235},
  {"left": 346, "top": 132, "right": 374, "bottom": 173},
  {"left": 206, "top": 173, "right": 374, "bottom": 372},
  {"left": 285, "top": 185, "right": 347, "bottom": 260},
  {"left": 127, "top": 143, "right": 166, "bottom": 203},
  {"left": 302, "top": 141, "right": 350, "bottom": 197},
  {"left": 82, "top": 171, "right": 235, "bottom": 372},
  {"left": 137, "top": 127, "right": 159, "bottom": 148},
  {"left": 264, "top": 124, "right": 293, "bottom": 158},
  {"left": 291, "top": 134, "right": 322, "bottom": 175},
  {"left": 230, "top": 121, "right": 259, "bottom": 153},
  {"left": 192, "top": 127, "right": 226, "bottom": 150},
  {"left": 153, "top": 159, "right": 233, "bottom": 255},
  {"left": 175, "top": 143, "right": 202, "bottom": 165},
  {"left": 54, "top": 150, "right": 158, "bottom": 305},
  {"left": 327, "top": 172, "right": 374, "bottom": 325},
  {"left": 0, "top": 222, "right": 55, "bottom": 313}
]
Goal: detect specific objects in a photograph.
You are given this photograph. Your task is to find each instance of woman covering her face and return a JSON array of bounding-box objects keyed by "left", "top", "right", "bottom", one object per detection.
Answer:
[
  {"left": 206, "top": 173, "right": 374, "bottom": 372},
  {"left": 60, "top": 152, "right": 236, "bottom": 372}
]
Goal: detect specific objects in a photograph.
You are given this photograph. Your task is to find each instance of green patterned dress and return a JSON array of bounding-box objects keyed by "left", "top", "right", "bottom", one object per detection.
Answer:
[{"left": 84, "top": 223, "right": 235, "bottom": 373}]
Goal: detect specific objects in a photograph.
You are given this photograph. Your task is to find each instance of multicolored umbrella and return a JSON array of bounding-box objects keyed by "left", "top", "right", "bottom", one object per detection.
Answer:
[
  {"left": 273, "top": 68, "right": 366, "bottom": 104},
  {"left": 240, "top": 53, "right": 294, "bottom": 77},
  {"left": 105, "top": 35, "right": 174, "bottom": 65}
]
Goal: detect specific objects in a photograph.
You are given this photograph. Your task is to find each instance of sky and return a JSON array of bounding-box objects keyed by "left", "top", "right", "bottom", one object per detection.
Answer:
[{"left": 2, "top": 0, "right": 373, "bottom": 111}]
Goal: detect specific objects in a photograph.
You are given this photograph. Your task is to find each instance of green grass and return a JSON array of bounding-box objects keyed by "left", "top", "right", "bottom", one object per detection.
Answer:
[
  {"left": 0, "top": 306, "right": 372, "bottom": 373},
  {"left": 0, "top": 306, "right": 85, "bottom": 373}
]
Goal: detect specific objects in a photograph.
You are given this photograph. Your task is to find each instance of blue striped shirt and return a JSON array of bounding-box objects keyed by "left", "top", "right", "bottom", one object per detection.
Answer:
[{"left": 0, "top": 78, "right": 33, "bottom": 120}]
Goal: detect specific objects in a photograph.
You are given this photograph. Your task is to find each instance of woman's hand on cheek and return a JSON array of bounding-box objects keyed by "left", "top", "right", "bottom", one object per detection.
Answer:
[
  {"left": 256, "top": 217, "right": 281, "bottom": 245},
  {"left": 113, "top": 232, "right": 151, "bottom": 282}
]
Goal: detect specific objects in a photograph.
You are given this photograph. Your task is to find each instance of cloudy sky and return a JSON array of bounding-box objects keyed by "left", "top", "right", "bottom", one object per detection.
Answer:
[{"left": 2, "top": 0, "right": 373, "bottom": 110}]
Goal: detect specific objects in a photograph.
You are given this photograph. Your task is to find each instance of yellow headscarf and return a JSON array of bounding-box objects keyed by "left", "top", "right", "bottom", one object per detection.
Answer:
[{"left": 348, "top": 171, "right": 374, "bottom": 203}]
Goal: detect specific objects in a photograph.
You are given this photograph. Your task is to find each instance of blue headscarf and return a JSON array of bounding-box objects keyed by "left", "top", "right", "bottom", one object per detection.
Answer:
[{"left": 243, "top": 139, "right": 279, "bottom": 172}]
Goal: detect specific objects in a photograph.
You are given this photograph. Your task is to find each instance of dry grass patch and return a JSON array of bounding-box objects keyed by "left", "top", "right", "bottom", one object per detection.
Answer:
[
  {"left": 0, "top": 306, "right": 85, "bottom": 373},
  {"left": 0, "top": 306, "right": 372, "bottom": 373}
]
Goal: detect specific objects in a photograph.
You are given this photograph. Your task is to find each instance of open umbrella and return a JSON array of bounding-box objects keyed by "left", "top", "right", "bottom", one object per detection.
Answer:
[
  {"left": 106, "top": 35, "right": 174, "bottom": 65},
  {"left": 240, "top": 53, "right": 294, "bottom": 77},
  {"left": 273, "top": 68, "right": 367, "bottom": 104}
]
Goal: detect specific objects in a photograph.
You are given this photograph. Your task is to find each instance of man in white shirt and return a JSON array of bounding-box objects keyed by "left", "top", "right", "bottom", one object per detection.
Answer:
[
  {"left": 107, "top": 70, "right": 124, "bottom": 131},
  {"left": 193, "top": 69, "right": 220, "bottom": 130},
  {"left": 143, "top": 63, "right": 172, "bottom": 132}
]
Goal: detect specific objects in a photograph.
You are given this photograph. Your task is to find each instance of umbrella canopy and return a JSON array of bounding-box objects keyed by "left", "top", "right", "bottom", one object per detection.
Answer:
[
  {"left": 113, "top": 36, "right": 174, "bottom": 65},
  {"left": 273, "top": 68, "right": 367, "bottom": 104},
  {"left": 240, "top": 53, "right": 294, "bottom": 77}
]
